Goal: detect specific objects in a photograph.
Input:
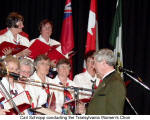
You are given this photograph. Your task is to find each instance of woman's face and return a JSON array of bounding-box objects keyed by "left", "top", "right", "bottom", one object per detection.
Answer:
[
  {"left": 20, "top": 64, "right": 31, "bottom": 78},
  {"left": 15, "top": 20, "right": 24, "bottom": 33},
  {"left": 57, "top": 64, "right": 70, "bottom": 78},
  {"left": 41, "top": 23, "right": 52, "bottom": 38},
  {"left": 86, "top": 57, "right": 95, "bottom": 71},
  {"left": 36, "top": 60, "right": 50, "bottom": 75},
  {"left": 7, "top": 61, "right": 19, "bottom": 74}
]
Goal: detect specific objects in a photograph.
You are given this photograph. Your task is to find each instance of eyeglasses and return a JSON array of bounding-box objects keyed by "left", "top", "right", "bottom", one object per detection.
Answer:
[
  {"left": 20, "top": 70, "right": 31, "bottom": 75},
  {"left": 87, "top": 60, "right": 95, "bottom": 64},
  {"left": 58, "top": 65, "right": 70, "bottom": 69},
  {"left": 38, "top": 62, "right": 51, "bottom": 66}
]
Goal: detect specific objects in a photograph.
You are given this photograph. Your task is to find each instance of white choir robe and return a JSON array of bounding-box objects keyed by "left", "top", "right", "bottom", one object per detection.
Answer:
[
  {"left": 0, "top": 77, "right": 25, "bottom": 99},
  {"left": 73, "top": 71, "right": 100, "bottom": 99},
  {"left": 0, "top": 29, "right": 30, "bottom": 47},
  {"left": 50, "top": 75, "right": 77, "bottom": 113},
  {"left": 0, "top": 77, "right": 33, "bottom": 115},
  {"left": 29, "top": 72, "right": 52, "bottom": 108}
]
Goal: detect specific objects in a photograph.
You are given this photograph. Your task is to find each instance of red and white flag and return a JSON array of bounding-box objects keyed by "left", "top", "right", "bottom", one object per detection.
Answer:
[
  {"left": 60, "top": 0, "right": 74, "bottom": 55},
  {"left": 60, "top": 0, "right": 74, "bottom": 80},
  {"left": 85, "top": 0, "right": 98, "bottom": 54},
  {"left": 84, "top": 0, "right": 98, "bottom": 70}
]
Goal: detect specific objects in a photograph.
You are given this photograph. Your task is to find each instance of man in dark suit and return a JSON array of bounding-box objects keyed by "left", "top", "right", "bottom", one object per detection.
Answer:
[{"left": 86, "top": 48, "right": 126, "bottom": 115}]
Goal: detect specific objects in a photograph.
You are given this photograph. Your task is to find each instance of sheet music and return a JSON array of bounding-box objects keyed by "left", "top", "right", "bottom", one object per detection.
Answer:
[{"left": 4, "top": 91, "right": 30, "bottom": 110}]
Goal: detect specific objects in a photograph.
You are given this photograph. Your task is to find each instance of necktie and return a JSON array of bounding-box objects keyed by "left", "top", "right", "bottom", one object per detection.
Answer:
[
  {"left": 10, "top": 90, "right": 18, "bottom": 96},
  {"left": 42, "top": 84, "right": 51, "bottom": 108}
]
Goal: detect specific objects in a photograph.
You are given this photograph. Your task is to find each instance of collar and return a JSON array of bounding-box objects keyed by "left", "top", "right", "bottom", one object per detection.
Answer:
[
  {"left": 7, "top": 29, "right": 14, "bottom": 42},
  {"left": 55, "top": 75, "right": 70, "bottom": 86},
  {"left": 7, "top": 29, "right": 21, "bottom": 44},
  {"left": 33, "top": 71, "right": 48, "bottom": 83},
  {"left": 39, "top": 35, "right": 50, "bottom": 45},
  {"left": 102, "top": 69, "right": 115, "bottom": 80},
  {"left": 85, "top": 70, "right": 97, "bottom": 80}
]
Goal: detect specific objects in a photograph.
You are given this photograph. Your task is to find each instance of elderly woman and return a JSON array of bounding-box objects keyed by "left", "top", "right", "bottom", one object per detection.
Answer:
[
  {"left": 19, "top": 58, "right": 35, "bottom": 111},
  {"left": 50, "top": 58, "right": 76, "bottom": 114},
  {"left": 19, "top": 58, "right": 34, "bottom": 88},
  {"left": 0, "top": 55, "right": 26, "bottom": 114},
  {"left": 30, "top": 19, "right": 69, "bottom": 78},
  {"left": 1, "top": 55, "right": 22, "bottom": 96},
  {"left": 0, "top": 12, "right": 31, "bottom": 57},
  {"left": 30, "top": 54, "right": 52, "bottom": 108}
]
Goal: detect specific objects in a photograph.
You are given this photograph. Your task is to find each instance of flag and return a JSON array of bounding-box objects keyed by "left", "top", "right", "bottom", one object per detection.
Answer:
[
  {"left": 84, "top": 0, "right": 98, "bottom": 71},
  {"left": 60, "top": 0, "right": 74, "bottom": 80},
  {"left": 109, "top": 0, "right": 123, "bottom": 73},
  {"left": 85, "top": 0, "right": 98, "bottom": 54},
  {"left": 60, "top": 0, "right": 74, "bottom": 55}
]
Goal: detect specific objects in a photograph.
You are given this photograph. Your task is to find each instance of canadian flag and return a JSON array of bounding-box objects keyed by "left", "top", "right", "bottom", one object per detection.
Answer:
[
  {"left": 84, "top": 0, "right": 98, "bottom": 71},
  {"left": 85, "top": 0, "right": 98, "bottom": 54}
]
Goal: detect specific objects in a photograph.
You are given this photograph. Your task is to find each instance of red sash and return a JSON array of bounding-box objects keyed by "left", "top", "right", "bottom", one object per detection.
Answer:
[{"left": 25, "top": 91, "right": 34, "bottom": 108}]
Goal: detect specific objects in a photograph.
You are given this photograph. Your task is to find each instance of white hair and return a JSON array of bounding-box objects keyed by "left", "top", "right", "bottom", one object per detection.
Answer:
[
  {"left": 94, "top": 48, "right": 116, "bottom": 66},
  {"left": 20, "top": 58, "right": 34, "bottom": 75}
]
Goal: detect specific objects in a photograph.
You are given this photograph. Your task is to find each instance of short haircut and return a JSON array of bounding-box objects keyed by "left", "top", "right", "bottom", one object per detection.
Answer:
[
  {"left": 94, "top": 48, "right": 116, "bottom": 66},
  {"left": 39, "top": 19, "right": 53, "bottom": 32},
  {"left": 34, "top": 54, "right": 50, "bottom": 67},
  {"left": 85, "top": 50, "right": 95, "bottom": 62},
  {"left": 6, "top": 12, "right": 24, "bottom": 28},
  {"left": 4, "top": 55, "right": 20, "bottom": 68},
  {"left": 56, "top": 58, "right": 71, "bottom": 69},
  {"left": 20, "top": 58, "right": 34, "bottom": 75}
]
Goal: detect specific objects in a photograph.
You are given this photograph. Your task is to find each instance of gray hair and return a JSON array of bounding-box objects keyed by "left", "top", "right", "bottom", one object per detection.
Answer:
[
  {"left": 56, "top": 58, "right": 71, "bottom": 69},
  {"left": 20, "top": 58, "right": 34, "bottom": 75},
  {"left": 94, "top": 48, "right": 116, "bottom": 66},
  {"left": 34, "top": 54, "right": 50, "bottom": 67}
]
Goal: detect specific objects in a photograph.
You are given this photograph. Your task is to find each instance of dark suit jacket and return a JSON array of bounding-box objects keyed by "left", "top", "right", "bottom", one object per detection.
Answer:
[{"left": 86, "top": 71, "right": 126, "bottom": 115}]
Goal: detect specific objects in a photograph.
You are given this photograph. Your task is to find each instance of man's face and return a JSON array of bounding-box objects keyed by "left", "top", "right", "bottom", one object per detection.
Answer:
[{"left": 94, "top": 59, "right": 104, "bottom": 76}]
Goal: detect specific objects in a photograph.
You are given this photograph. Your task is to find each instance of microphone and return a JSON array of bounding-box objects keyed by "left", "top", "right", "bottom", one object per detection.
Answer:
[
  {"left": 118, "top": 66, "right": 134, "bottom": 74},
  {"left": 0, "top": 68, "right": 21, "bottom": 80}
]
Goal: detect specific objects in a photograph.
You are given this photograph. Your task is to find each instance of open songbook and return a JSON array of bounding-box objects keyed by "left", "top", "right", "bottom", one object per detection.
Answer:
[
  {"left": 32, "top": 107, "right": 60, "bottom": 115},
  {"left": 0, "top": 41, "right": 27, "bottom": 57},
  {"left": 29, "top": 39, "right": 65, "bottom": 61},
  {"left": 3, "top": 91, "right": 31, "bottom": 115}
]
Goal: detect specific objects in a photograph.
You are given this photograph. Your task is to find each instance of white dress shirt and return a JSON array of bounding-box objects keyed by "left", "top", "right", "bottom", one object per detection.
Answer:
[
  {"left": 73, "top": 71, "right": 100, "bottom": 99},
  {"left": 0, "top": 77, "right": 32, "bottom": 114},
  {"left": 0, "top": 29, "right": 30, "bottom": 47},
  {"left": 29, "top": 72, "right": 52, "bottom": 108},
  {"left": 50, "top": 75, "right": 76, "bottom": 113}
]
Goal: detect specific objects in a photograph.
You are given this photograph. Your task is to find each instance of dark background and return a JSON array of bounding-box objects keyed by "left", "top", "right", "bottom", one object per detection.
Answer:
[{"left": 0, "top": 0, "right": 150, "bottom": 114}]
